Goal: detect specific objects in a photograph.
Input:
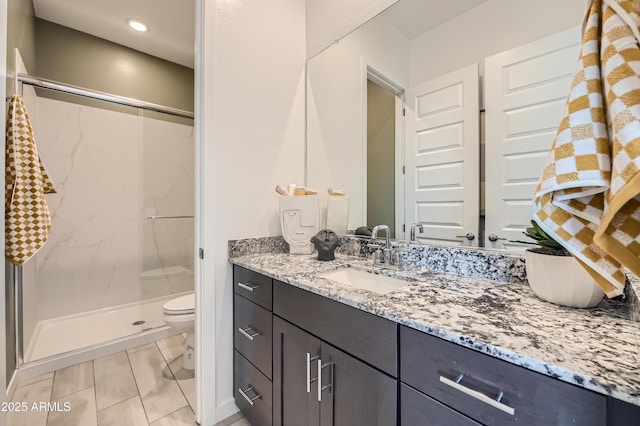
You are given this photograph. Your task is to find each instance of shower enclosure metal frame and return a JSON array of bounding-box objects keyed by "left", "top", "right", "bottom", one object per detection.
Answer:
[{"left": 14, "top": 73, "right": 194, "bottom": 368}]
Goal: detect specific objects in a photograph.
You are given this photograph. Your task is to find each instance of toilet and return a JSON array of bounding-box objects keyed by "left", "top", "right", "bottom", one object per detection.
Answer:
[{"left": 163, "top": 293, "right": 195, "bottom": 370}]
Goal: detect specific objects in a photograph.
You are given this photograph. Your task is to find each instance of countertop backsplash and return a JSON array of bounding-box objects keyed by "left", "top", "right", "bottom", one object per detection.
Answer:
[
  {"left": 228, "top": 234, "right": 640, "bottom": 311},
  {"left": 230, "top": 235, "right": 526, "bottom": 281},
  {"left": 228, "top": 235, "right": 289, "bottom": 258}
]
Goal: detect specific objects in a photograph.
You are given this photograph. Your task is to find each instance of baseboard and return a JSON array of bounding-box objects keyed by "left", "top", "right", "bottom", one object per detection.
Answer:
[{"left": 215, "top": 397, "right": 239, "bottom": 425}]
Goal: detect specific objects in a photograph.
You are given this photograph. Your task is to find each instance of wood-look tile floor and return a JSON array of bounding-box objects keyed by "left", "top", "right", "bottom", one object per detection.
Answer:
[{"left": 7, "top": 334, "right": 249, "bottom": 426}]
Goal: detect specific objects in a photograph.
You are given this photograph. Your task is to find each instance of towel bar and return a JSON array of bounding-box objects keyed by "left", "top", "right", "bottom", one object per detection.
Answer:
[{"left": 146, "top": 215, "right": 194, "bottom": 219}]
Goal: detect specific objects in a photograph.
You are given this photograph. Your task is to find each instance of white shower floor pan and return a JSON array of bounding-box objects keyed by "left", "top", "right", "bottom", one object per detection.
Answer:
[{"left": 24, "top": 292, "right": 191, "bottom": 363}]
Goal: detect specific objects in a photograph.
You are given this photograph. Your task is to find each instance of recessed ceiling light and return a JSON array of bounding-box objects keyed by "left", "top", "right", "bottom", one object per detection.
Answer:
[{"left": 127, "top": 19, "right": 149, "bottom": 32}]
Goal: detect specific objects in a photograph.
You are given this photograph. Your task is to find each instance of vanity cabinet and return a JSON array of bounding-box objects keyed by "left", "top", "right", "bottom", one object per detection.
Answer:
[
  {"left": 231, "top": 263, "right": 638, "bottom": 426},
  {"left": 401, "top": 326, "right": 607, "bottom": 425},
  {"left": 233, "top": 266, "right": 274, "bottom": 426},
  {"left": 273, "top": 280, "right": 398, "bottom": 426}
]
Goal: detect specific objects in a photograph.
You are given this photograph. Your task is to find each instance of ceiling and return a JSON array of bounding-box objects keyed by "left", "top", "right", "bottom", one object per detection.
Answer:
[
  {"left": 31, "top": 0, "right": 486, "bottom": 70},
  {"left": 32, "top": 0, "right": 195, "bottom": 69},
  {"left": 383, "top": 0, "right": 488, "bottom": 40}
]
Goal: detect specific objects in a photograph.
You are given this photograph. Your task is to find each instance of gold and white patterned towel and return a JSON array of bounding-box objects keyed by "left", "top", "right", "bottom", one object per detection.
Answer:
[
  {"left": 5, "top": 94, "right": 56, "bottom": 266},
  {"left": 533, "top": 0, "right": 640, "bottom": 298}
]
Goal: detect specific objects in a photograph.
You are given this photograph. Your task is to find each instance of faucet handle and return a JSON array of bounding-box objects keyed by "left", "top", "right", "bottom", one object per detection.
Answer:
[
  {"left": 392, "top": 246, "right": 411, "bottom": 269},
  {"left": 367, "top": 244, "right": 385, "bottom": 264},
  {"left": 366, "top": 242, "right": 382, "bottom": 250}
]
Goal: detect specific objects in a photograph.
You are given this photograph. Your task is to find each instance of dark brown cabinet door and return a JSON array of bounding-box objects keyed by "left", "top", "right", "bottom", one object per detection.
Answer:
[
  {"left": 234, "top": 294, "right": 273, "bottom": 379},
  {"left": 273, "top": 317, "right": 321, "bottom": 426},
  {"left": 401, "top": 326, "right": 606, "bottom": 426},
  {"left": 401, "top": 383, "right": 481, "bottom": 426},
  {"left": 234, "top": 351, "right": 273, "bottom": 426},
  {"left": 274, "top": 317, "right": 397, "bottom": 426},
  {"left": 607, "top": 397, "right": 640, "bottom": 426},
  {"left": 319, "top": 342, "right": 397, "bottom": 426}
]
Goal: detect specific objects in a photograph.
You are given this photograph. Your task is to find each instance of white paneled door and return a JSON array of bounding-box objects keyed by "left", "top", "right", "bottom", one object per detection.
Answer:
[
  {"left": 404, "top": 63, "right": 479, "bottom": 247},
  {"left": 484, "top": 27, "right": 580, "bottom": 250}
]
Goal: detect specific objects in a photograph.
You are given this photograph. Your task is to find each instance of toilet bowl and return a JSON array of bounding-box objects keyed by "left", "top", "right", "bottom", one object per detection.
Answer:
[{"left": 163, "top": 293, "right": 195, "bottom": 370}]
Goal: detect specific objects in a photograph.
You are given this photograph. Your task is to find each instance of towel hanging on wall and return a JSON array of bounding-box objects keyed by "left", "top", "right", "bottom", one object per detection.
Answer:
[
  {"left": 532, "top": 0, "right": 640, "bottom": 298},
  {"left": 5, "top": 94, "right": 56, "bottom": 266}
]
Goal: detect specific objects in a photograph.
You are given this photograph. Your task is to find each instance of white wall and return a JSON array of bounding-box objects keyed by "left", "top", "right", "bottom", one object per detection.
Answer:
[
  {"left": 306, "top": 0, "right": 397, "bottom": 59},
  {"left": 409, "top": 0, "right": 586, "bottom": 87},
  {"left": 306, "top": 14, "right": 409, "bottom": 230},
  {"left": 199, "top": 0, "right": 306, "bottom": 423}
]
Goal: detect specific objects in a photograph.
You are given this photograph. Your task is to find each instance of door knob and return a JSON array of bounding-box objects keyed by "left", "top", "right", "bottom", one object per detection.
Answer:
[
  {"left": 488, "top": 233, "right": 506, "bottom": 242},
  {"left": 456, "top": 232, "right": 475, "bottom": 241}
]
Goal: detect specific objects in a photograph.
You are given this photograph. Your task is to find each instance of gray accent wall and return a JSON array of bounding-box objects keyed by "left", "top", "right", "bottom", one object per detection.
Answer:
[
  {"left": 367, "top": 80, "right": 395, "bottom": 236},
  {"left": 6, "top": 0, "right": 36, "bottom": 95},
  {"left": 35, "top": 18, "right": 194, "bottom": 112}
]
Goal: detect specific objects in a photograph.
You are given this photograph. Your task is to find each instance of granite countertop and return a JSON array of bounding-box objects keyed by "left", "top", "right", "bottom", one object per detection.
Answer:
[{"left": 229, "top": 250, "right": 640, "bottom": 405}]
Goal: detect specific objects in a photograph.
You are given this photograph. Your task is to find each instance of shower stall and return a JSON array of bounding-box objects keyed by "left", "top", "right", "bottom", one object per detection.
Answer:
[{"left": 14, "top": 75, "right": 194, "bottom": 366}]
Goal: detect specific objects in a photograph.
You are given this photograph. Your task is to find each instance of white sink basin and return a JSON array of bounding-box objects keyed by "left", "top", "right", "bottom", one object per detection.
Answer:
[{"left": 320, "top": 268, "right": 410, "bottom": 295}]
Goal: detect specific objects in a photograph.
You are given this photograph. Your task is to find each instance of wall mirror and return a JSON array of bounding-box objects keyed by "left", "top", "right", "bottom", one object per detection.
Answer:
[{"left": 306, "top": 0, "right": 585, "bottom": 250}]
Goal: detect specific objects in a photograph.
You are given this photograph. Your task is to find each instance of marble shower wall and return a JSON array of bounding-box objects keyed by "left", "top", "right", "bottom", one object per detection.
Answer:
[{"left": 34, "top": 97, "right": 193, "bottom": 320}]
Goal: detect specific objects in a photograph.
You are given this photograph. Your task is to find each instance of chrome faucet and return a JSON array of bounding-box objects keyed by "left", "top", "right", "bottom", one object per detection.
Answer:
[
  {"left": 410, "top": 223, "right": 424, "bottom": 242},
  {"left": 370, "top": 225, "right": 393, "bottom": 267},
  {"left": 372, "top": 224, "right": 391, "bottom": 248}
]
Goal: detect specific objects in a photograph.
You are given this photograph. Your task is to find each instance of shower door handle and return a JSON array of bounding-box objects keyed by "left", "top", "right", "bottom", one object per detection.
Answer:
[{"left": 146, "top": 215, "right": 194, "bottom": 219}]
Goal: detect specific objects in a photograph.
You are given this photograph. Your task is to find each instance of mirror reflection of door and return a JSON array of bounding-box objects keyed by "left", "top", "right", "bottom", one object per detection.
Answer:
[
  {"left": 367, "top": 79, "right": 397, "bottom": 238},
  {"left": 404, "top": 63, "right": 480, "bottom": 247},
  {"left": 484, "top": 27, "right": 580, "bottom": 250}
]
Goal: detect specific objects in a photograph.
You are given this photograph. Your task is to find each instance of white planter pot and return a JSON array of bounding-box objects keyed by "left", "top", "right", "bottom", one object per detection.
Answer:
[{"left": 524, "top": 250, "right": 604, "bottom": 308}]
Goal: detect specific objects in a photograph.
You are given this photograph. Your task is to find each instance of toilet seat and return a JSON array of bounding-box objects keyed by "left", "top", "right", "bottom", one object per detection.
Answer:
[
  {"left": 163, "top": 293, "right": 195, "bottom": 315},
  {"left": 163, "top": 312, "right": 195, "bottom": 323},
  {"left": 161, "top": 292, "right": 196, "bottom": 371}
]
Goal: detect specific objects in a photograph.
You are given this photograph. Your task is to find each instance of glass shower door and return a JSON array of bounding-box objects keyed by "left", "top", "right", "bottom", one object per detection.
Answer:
[
  {"left": 139, "top": 110, "right": 195, "bottom": 329},
  {"left": 20, "top": 90, "right": 194, "bottom": 363},
  {"left": 24, "top": 90, "right": 147, "bottom": 362}
]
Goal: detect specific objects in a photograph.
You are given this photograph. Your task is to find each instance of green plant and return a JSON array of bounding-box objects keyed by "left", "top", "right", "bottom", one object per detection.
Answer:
[{"left": 513, "top": 220, "right": 568, "bottom": 254}]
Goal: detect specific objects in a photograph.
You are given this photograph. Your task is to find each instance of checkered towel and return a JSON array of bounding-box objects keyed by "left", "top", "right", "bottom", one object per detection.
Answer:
[
  {"left": 533, "top": 0, "right": 640, "bottom": 298},
  {"left": 5, "top": 94, "right": 56, "bottom": 266}
]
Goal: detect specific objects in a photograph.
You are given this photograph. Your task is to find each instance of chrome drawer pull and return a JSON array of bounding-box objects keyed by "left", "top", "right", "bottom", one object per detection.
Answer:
[
  {"left": 306, "top": 352, "right": 319, "bottom": 392},
  {"left": 238, "top": 386, "right": 261, "bottom": 406},
  {"left": 317, "top": 359, "right": 334, "bottom": 402},
  {"left": 238, "top": 326, "right": 261, "bottom": 341},
  {"left": 440, "top": 374, "right": 515, "bottom": 416},
  {"left": 237, "top": 281, "right": 259, "bottom": 292}
]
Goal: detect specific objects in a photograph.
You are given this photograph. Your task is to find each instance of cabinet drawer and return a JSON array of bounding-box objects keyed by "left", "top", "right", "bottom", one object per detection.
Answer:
[
  {"left": 234, "top": 266, "right": 273, "bottom": 310},
  {"left": 401, "top": 383, "right": 481, "bottom": 426},
  {"left": 234, "top": 351, "right": 273, "bottom": 426},
  {"left": 273, "top": 280, "right": 398, "bottom": 377},
  {"left": 234, "top": 294, "right": 273, "bottom": 379},
  {"left": 400, "top": 326, "right": 606, "bottom": 426}
]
